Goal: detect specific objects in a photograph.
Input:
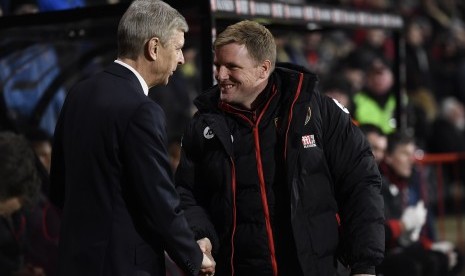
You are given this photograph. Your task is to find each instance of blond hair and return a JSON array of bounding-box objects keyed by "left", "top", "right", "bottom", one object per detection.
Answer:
[{"left": 214, "top": 20, "right": 276, "bottom": 70}]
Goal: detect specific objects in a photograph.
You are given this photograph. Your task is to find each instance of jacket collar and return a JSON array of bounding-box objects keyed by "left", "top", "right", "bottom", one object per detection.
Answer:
[
  {"left": 114, "top": 60, "right": 149, "bottom": 95},
  {"left": 104, "top": 62, "right": 146, "bottom": 96}
]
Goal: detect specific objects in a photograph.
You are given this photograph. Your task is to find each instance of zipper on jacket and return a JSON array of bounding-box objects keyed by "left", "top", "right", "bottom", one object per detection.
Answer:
[
  {"left": 246, "top": 88, "right": 279, "bottom": 276},
  {"left": 284, "top": 73, "right": 304, "bottom": 160},
  {"left": 253, "top": 125, "right": 278, "bottom": 276},
  {"left": 225, "top": 86, "right": 279, "bottom": 276},
  {"left": 230, "top": 157, "right": 237, "bottom": 276}
]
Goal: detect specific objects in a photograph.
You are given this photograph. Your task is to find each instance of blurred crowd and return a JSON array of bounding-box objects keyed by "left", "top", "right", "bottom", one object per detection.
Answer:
[
  {"left": 270, "top": 0, "right": 465, "bottom": 154},
  {"left": 355, "top": 125, "right": 464, "bottom": 276},
  {"left": 0, "top": 0, "right": 465, "bottom": 275}
]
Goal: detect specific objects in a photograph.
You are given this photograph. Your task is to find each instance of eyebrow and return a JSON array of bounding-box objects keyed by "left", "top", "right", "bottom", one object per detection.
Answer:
[{"left": 215, "top": 61, "right": 240, "bottom": 68}]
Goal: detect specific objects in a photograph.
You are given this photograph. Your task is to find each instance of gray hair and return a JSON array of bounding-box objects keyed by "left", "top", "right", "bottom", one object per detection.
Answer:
[{"left": 117, "top": 0, "right": 188, "bottom": 59}]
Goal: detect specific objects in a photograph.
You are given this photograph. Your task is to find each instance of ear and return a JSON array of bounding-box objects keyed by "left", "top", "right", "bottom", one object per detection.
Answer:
[
  {"left": 147, "top": 37, "right": 160, "bottom": 61},
  {"left": 259, "top": 60, "right": 272, "bottom": 79}
]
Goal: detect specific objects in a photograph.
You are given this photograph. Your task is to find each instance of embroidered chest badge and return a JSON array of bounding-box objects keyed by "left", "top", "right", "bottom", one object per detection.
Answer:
[
  {"left": 203, "top": 126, "right": 215, "bottom": 139},
  {"left": 274, "top": 117, "right": 281, "bottom": 129},
  {"left": 302, "top": 134, "right": 317, "bottom": 148}
]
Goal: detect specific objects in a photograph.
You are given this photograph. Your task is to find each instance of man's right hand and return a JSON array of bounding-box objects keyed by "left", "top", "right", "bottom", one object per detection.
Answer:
[
  {"left": 197, "top": 237, "right": 212, "bottom": 253},
  {"left": 198, "top": 238, "right": 215, "bottom": 275},
  {"left": 200, "top": 252, "right": 215, "bottom": 275}
]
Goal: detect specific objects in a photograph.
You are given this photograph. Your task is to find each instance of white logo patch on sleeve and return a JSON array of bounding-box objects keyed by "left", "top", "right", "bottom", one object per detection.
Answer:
[
  {"left": 332, "top": 98, "right": 350, "bottom": 114},
  {"left": 203, "top": 126, "right": 215, "bottom": 139}
]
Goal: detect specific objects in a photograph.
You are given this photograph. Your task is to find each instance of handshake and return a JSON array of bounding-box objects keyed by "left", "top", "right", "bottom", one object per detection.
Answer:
[
  {"left": 198, "top": 237, "right": 216, "bottom": 276},
  {"left": 401, "top": 200, "right": 427, "bottom": 242}
]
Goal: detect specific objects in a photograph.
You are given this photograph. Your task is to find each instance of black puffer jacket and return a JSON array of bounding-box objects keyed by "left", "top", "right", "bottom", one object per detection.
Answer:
[{"left": 175, "top": 64, "right": 384, "bottom": 275}]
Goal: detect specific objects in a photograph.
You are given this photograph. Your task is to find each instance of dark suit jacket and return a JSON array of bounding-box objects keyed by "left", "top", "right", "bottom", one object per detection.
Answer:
[{"left": 49, "top": 63, "right": 202, "bottom": 276}]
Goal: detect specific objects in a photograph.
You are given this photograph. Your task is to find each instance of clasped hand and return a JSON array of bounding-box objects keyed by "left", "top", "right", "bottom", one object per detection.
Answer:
[{"left": 198, "top": 237, "right": 216, "bottom": 276}]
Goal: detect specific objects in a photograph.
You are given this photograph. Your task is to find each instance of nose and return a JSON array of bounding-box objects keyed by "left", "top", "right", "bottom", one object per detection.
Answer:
[
  {"left": 215, "top": 66, "right": 228, "bottom": 81},
  {"left": 178, "top": 50, "right": 185, "bottom": 65}
]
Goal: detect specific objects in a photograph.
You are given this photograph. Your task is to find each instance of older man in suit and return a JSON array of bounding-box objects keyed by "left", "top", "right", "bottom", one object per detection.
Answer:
[{"left": 49, "top": 1, "right": 214, "bottom": 276}]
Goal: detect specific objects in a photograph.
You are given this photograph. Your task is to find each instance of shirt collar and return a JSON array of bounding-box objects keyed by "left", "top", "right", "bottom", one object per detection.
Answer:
[{"left": 114, "top": 60, "right": 149, "bottom": 96}]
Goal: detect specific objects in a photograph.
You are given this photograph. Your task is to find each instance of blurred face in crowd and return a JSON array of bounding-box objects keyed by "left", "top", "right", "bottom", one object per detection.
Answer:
[
  {"left": 444, "top": 98, "right": 465, "bottom": 131},
  {"left": 344, "top": 68, "right": 365, "bottom": 92},
  {"left": 385, "top": 142, "right": 416, "bottom": 178},
  {"left": 366, "top": 132, "right": 387, "bottom": 164},
  {"left": 214, "top": 43, "right": 269, "bottom": 109},
  {"left": 366, "top": 28, "right": 386, "bottom": 47},
  {"left": 407, "top": 22, "right": 424, "bottom": 46},
  {"left": 151, "top": 30, "right": 185, "bottom": 86},
  {"left": 32, "top": 141, "right": 52, "bottom": 173},
  {"left": 0, "top": 197, "right": 22, "bottom": 217},
  {"left": 366, "top": 62, "right": 393, "bottom": 95}
]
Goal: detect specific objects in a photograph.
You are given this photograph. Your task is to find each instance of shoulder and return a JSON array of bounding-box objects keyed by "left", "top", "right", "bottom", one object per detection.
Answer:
[{"left": 275, "top": 63, "right": 318, "bottom": 87}]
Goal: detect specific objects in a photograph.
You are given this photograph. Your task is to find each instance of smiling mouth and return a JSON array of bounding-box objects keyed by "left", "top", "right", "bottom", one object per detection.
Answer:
[{"left": 220, "top": 84, "right": 234, "bottom": 90}]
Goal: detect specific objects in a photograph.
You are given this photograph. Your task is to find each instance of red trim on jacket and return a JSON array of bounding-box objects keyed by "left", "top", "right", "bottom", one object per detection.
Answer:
[
  {"left": 230, "top": 158, "right": 237, "bottom": 276},
  {"left": 253, "top": 88, "right": 278, "bottom": 276},
  {"left": 220, "top": 85, "right": 279, "bottom": 276},
  {"left": 284, "top": 73, "right": 304, "bottom": 160}
]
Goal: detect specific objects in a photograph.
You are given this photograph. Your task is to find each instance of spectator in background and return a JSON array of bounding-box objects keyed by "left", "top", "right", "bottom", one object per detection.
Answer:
[
  {"left": 21, "top": 126, "right": 60, "bottom": 276},
  {"left": 178, "top": 42, "right": 202, "bottom": 101},
  {"left": 24, "top": 127, "right": 52, "bottom": 174},
  {"left": 353, "top": 57, "right": 397, "bottom": 134},
  {"left": 405, "top": 18, "right": 434, "bottom": 93},
  {"left": 274, "top": 30, "right": 309, "bottom": 68},
  {"left": 302, "top": 31, "right": 336, "bottom": 75},
  {"left": 351, "top": 28, "right": 395, "bottom": 67},
  {"left": 0, "top": 4, "right": 63, "bottom": 265},
  {"left": 359, "top": 123, "right": 387, "bottom": 164},
  {"left": 431, "top": 26, "right": 465, "bottom": 105},
  {"left": 377, "top": 132, "right": 463, "bottom": 276},
  {"left": 427, "top": 96, "right": 465, "bottom": 153},
  {"left": 0, "top": 131, "right": 42, "bottom": 276},
  {"left": 334, "top": 53, "right": 367, "bottom": 95},
  {"left": 399, "top": 17, "right": 438, "bottom": 147},
  {"left": 426, "top": 96, "right": 465, "bottom": 186},
  {"left": 321, "top": 76, "right": 354, "bottom": 113}
]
